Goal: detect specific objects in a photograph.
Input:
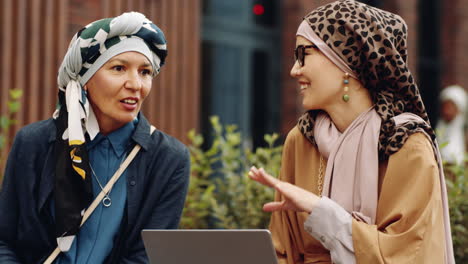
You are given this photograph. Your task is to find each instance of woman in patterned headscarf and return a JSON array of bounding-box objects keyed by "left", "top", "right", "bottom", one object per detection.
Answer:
[
  {"left": 0, "top": 12, "right": 190, "bottom": 263},
  {"left": 249, "top": 0, "right": 455, "bottom": 263}
]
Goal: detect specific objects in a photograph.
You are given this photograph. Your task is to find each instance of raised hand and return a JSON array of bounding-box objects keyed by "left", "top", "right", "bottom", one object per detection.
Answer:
[{"left": 248, "top": 166, "right": 320, "bottom": 213}]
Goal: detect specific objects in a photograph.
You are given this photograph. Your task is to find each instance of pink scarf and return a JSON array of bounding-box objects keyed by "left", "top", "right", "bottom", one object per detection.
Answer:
[
  {"left": 314, "top": 109, "right": 454, "bottom": 263},
  {"left": 314, "top": 107, "right": 381, "bottom": 224}
]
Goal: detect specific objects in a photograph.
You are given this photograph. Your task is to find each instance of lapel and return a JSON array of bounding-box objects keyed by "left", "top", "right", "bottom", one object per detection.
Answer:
[
  {"left": 34, "top": 121, "right": 58, "bottom": 247},
  {"left": 125, "top": 113, "right": 154, "bottom": 226},
  {"left": 37, "top": 122, "right": 57, "bottom": 216}
]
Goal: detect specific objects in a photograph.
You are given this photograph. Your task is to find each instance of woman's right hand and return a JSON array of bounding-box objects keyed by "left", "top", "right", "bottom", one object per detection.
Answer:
[{"left": 248, "top": 166, "right": 320, "bottom": 214}]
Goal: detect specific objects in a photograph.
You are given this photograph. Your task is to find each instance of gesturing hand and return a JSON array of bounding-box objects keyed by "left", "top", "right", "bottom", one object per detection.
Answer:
[{"left": 248, "top": 166, "right": 320, "bottom": 214}]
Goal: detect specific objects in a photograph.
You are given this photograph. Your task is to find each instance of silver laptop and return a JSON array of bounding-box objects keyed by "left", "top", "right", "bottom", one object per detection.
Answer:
[{"left": 142, "top": 229, "right": 279, "bottom": 264}]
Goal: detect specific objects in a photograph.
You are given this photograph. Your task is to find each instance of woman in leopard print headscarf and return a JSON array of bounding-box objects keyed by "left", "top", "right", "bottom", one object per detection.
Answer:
[{"left": 249, "top": 0, "right": 455, "bottom": 263}]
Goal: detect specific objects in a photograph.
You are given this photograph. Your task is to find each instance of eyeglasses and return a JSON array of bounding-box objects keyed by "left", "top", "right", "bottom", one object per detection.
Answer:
[{"left": 294, "top": 44, "right": 318, "bottom": 67}]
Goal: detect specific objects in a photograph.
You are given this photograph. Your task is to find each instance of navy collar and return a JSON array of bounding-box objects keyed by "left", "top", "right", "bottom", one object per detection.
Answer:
[
  {"left": 87, "top": 119, "right": 137, "bottom": 158},
  {"left": 131, "top": 113, "right": 154, "bottom": 151}
]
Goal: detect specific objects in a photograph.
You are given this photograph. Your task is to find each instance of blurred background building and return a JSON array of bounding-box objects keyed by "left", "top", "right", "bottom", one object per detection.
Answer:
[{"left": 1, "top": 0, "right": 467, "bottom": 150}]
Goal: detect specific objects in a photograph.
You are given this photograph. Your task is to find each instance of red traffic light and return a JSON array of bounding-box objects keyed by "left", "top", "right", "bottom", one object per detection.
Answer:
[{"left": 253, "top": 4, "right": 265, "bottom": 16}]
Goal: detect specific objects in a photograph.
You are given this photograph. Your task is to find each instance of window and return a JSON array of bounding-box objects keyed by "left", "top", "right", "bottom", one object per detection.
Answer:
[{"left": 201, "top": 0, "right": 281, "bottom": 148}]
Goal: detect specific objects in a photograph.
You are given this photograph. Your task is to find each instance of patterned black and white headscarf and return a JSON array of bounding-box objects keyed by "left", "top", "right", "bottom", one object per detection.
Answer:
[{"left": 54, "top": 11, "right": 167, "bottom": 251}]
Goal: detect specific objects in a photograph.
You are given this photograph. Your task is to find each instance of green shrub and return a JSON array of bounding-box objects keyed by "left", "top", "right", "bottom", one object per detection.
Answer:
[
  {"left": 445, "top": 158, "right": 468, "bottom": 263},
  {"left": 0, "top": 89, "right": 22, "bottom": 184},
  {"left": 180, "top": 116, "right": 282, "bottom": 229}
]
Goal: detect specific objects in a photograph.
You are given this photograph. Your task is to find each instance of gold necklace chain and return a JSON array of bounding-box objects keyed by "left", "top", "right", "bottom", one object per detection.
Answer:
[{"left": 317, "top": 155, "right": 324, "bottom": 197}]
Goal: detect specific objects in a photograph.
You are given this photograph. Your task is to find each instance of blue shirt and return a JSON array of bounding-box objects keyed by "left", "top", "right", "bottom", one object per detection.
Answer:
[{"left": 57, "top": 120, "right": 136, "bottom": 264}]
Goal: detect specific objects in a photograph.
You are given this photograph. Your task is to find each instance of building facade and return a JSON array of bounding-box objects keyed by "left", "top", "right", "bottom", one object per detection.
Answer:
[{"left": 1, "top": 0, "right": 466, "bottom": 154}]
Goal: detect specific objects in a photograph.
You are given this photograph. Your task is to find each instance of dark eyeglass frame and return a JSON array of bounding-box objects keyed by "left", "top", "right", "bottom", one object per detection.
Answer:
[{"left": 294, "top": 44, "right": 318, "bottom": 67}]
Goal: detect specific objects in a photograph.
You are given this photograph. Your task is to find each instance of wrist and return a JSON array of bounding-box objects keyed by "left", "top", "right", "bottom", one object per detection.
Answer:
[{"left": 306, "top": 195, "right": 321, "bottom": 213}]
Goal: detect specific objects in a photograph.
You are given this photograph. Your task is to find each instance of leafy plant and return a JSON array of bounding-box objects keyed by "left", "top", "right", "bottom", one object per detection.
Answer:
[
  {"left": 0, "top": 89, "right": 23, "bottom": 183},
  {"left": 180, "top": 116, "right": 282, "bottom": 229},
  {"left": 445, "top": 157, "right": 468, "bottom": 263}
]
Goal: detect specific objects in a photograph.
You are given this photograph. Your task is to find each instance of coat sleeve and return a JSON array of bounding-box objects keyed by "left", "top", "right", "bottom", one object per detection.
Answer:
[
  {"left": 352, "top": 133, "right": 446, "bottom": 263},
  {"left": 269, "top": 132, "right": 298, "bottom": 264},
  {"left": 120, "top": 147, "right": 191, "bottom": 264},
  {"left": 0, "top": 131, "right": 23, "bottom": 263},
  {"left": 304, "top": 197, "right": 355, "bottom": 263},
  {"left": 268, "top": 128, "right": 331, "bottom": 264}
]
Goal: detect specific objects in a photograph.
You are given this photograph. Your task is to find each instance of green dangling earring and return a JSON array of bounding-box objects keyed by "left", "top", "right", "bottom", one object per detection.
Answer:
[{"left": 342, "top": 72, "right": 350, "bottom": 102}]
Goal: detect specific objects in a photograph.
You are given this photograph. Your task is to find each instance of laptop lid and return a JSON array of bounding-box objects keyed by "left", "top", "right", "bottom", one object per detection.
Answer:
[{"left": 142, "top": 229, "right": 279, "bottom": 264}]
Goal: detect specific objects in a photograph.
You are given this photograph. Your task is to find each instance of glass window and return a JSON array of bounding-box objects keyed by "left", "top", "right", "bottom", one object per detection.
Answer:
[
  {"left": 252, "top": 0, "right": 278, "bottom": 27},
  {"left": 201, "top": 42, "right": 250, "bottom": 138},
  {"left": 251, "top": 50, "right": 280, "bottom": 148},
  {"left": 203, "top": 0, "right": 245, "bottom": 19},
  {"left": 201, "top": 0, "right": 281, "bottom": 147}
]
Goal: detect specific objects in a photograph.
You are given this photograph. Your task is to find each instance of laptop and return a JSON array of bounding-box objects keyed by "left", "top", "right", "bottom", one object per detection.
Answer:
[{"left": 142, "top": 229, "right": 279, "bottom": 264}]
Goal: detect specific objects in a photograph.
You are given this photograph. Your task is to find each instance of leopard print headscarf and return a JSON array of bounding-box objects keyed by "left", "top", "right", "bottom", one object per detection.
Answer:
[{"left": 297, "top": 0, "right": 435, "bottom": 160}]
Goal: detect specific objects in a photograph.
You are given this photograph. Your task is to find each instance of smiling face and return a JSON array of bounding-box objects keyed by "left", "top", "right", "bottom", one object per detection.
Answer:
[
  {"left": 85, "top": 51, "right": 153, "bottom": 134},
  {"left": 290, "top": 36, "right": 345, "bottom": 111}
]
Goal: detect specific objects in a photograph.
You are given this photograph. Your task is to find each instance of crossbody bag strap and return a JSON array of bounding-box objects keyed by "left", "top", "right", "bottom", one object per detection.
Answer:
[{"left": 44, "top": 125, "right": 156, "bottom": 264}]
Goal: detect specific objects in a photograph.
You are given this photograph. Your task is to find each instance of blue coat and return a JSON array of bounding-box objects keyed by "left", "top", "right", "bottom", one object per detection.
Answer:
[{"left": 0, "top": 114, "right": 190, "bottom": 263}]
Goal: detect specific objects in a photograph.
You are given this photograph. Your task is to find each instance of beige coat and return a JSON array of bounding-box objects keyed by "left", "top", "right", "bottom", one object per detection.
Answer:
[{"left": 269, "top": 126, "right": 446, "bottom": 264}]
